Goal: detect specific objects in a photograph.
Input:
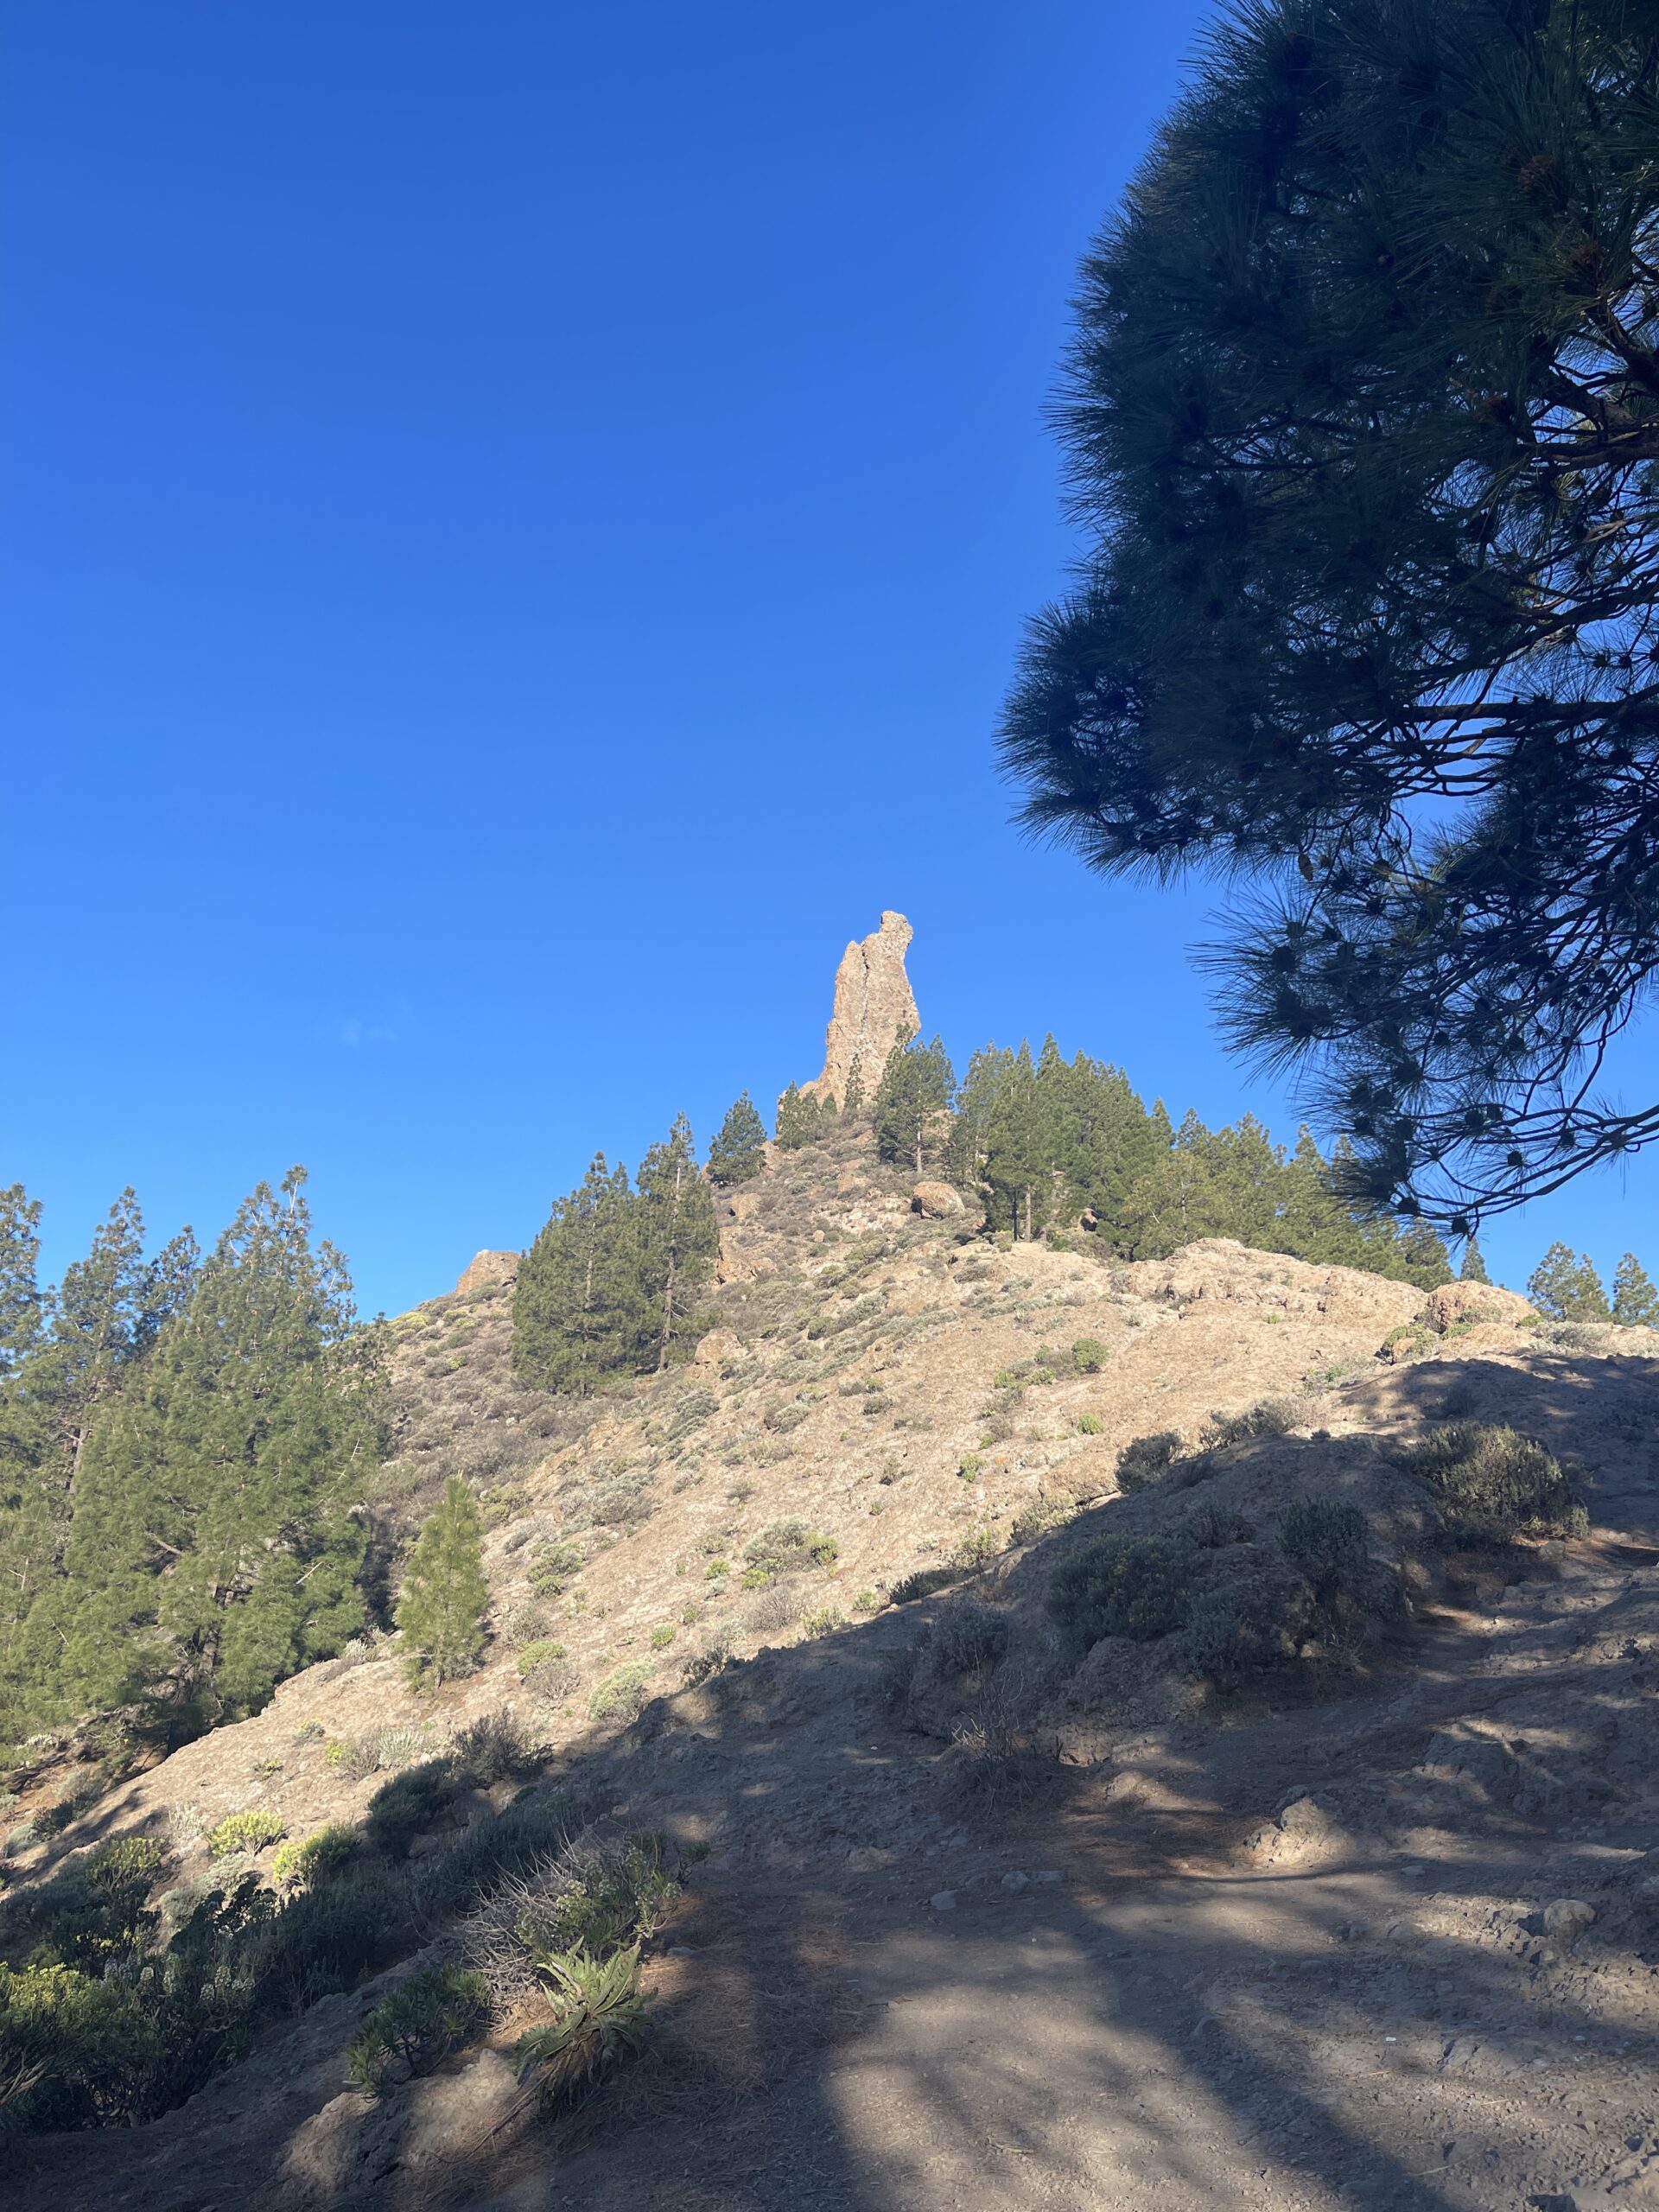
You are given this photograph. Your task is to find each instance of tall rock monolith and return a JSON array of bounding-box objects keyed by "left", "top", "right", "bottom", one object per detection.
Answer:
[{"left": 801, "top": 912, "right": 920, "bottom": 1107}]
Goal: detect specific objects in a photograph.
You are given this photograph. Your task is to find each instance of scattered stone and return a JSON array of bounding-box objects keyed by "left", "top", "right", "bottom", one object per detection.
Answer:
[
  {"left": 930, "top": 1889, "right": 957, "bottom": 1912},
  {"left": 1543, "top": 1897, "right": 1596, "bottom": 1950},
  {"left": 1001, "top": 1871, "right": 1030, "bottom": 1894}
]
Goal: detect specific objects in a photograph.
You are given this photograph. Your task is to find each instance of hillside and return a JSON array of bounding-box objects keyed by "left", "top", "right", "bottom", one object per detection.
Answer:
[{"left": 4, "top": 1117, "right": 1659, "bottom": 2212}]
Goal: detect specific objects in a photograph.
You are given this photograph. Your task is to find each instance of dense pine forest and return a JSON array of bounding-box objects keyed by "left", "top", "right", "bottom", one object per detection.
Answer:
[{"left": 3, "top": 1029, "right": 1655, "bottom": 1775}]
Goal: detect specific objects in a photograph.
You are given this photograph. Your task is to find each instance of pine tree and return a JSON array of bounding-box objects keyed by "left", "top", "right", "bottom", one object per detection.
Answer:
[
  {"left": 1527, "top": 1243, "right": 1611, "bottom": 1322},
  {"left": 841, "top": 1055, "right": 865, "bottom": 1122},
  {"left": 1459, "top": 1240, "right": 1491, "bottom": 1286},
  {"left": 396, "top": 1476, "right": 489, "bottom": 1688},
  {"left": 512, "top": 1156, "right": 647, "bottom": 1395},
  {"left": 634, "top": 1115, "right": 719, "bottom": 1371},
  {"left": 708, "top": 1094, "right": 767, "bottom": 1185},
  {"left": 774, "top": 1084, "right": 829, "bottom": 1151},
  {"left": 51, "top": 1169, "right": 382, "bottom": 1726},
  {"left": 1611, "top": 1253, "right": 1659, "bottom": 1330},
  {"left": 874, "top": 1035, "right": 956, "bottom": 1176},
  {"left": 0, "top": 1186, "right": 43, "bottom": 1382}
]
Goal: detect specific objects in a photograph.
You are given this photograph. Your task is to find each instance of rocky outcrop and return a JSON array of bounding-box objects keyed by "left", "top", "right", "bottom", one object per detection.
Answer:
[
  {"left": 801, "top": 912, "right": 920, "bottom": 1107},
  {"left": 454, "top": 1249, "right": 518, "bottom": 1297},
  {"left": 1423, "top": 1279, "right": 1536, "bottom": 1332},
  {"left": 911, "top": 1180, "right": 965, "bottom": 1218}
]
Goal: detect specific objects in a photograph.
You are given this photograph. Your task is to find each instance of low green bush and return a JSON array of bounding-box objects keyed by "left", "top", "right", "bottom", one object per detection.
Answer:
[
  {"left": 1046, "top": 1535, "right": 1189, "bottom": 1648},
  {"left": 270, "top": 1826, "right": 355, "bottom": 1891},
  {"left": 521, "top": 1832, "right": 679, "bottom": 1959},
  {"left": 29, "top": 1835, "right": 162, "bottom": 1969},
  {"left": 0, "top": 1960, "right": 159, "bottom": 2133},
  {"left": 529, "top": 1539, "right": 586, "bottom": 1595},
  {"left": 346, "top": 1965, "right": 489, "bottom": 2092},
  {"left": 588, "top": 1664, "right": 654, "bottom": 1724},
  {"left": 1277, "top": 1498, "right": 1371, "bottom": 1603},
  {"left": 799, "top": 1605, "right": 842, "bottom": 1638},
  {"left": 206, "top": 1809, "right": 285, "bottom": 1859},
  {"left": 1404, "top": 1423, "right": 1586, "bottom": 1547},
  {"left": 517, "top": 1637, "right": 569, "bottom": 1678},
  {"left": 251, "top": 1861, "right": 417, "bottom": 2012},
  {"left": 365, "top": 1759, "right": 460, "bottom": 1859},
  {"left": 1116, "top": 1431, "right": 1180, "bottom": 1491},
  {"left": 1202, "top": 1396, "right": 1304, "bottom": 1448},
  {"left": 1071, "top": 1338, "right": 1108, "bottom": 1375},
  {"left": 453, "top": 1710, "right": 539, "bottom": 1787},
  {"left": 888, "top": 1565, "right": 964, "bottom": 1605}
]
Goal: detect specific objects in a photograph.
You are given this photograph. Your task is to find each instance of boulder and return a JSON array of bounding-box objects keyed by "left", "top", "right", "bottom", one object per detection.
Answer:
[
  {"left": 400, "top": 2048, "right": 522, "bottom": 2169},
  {"left": 1422, "top": 1280, "right": 1536, "bottom": 1333},
  {"left": 912, "top": 1180, "right": 964, "bottom": 1218},
  {"left": 695, "top": 1327, "right": 743, "bottom": 1369}
]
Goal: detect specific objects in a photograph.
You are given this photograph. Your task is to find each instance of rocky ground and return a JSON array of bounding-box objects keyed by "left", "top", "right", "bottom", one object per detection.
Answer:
[{"left": 4, "top": 1127, "right": 1658, "bottom": 2212}]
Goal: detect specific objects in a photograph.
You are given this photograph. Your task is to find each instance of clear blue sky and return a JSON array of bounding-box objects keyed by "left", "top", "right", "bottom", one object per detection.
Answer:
[{"left": 5, "top": 0, "right": 1656, "bottom": 1315}]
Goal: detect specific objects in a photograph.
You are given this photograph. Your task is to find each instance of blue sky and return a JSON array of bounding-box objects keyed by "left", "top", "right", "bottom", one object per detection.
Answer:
[{"left": 5, "top": 0, "right": 1656, "bottom": 1315}]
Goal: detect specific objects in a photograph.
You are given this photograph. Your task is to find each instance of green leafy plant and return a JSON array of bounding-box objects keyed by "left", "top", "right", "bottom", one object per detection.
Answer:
[
  {"left": 588, "top": 1664, "right": 654, "bottom": 1724},
  {"left": 1115, "top": 1431, "right": 1179, "bottom": 1492},
  {"left": 529, "top": 1539, "right": 586, "bottom": 1595},
  {"left": 206, "top": 1809, "right": 285, "bottom": 1859},
  {"left": 1071, "top": 1338, "right": 1108, "bottom": 1374},
  {"left": 1077, "top": 1412, "right": 1103, "bottom": 1435},
  {"left": 649, "top": 1624, "right": 675, "bottom": 1649},
  {"left": 1046, "top": 1535, "right": 1188, "bottom": 1648},
  {"left": 270, "top": 1826, "right": 355, "bottom": 1891},
  {"left": 514, "top": 1945, "right": 649, "bottom": 2102},
  {"left": 799, "top": 1605, "right": 842, "bottom": 1638},
  {"left": 346, "top": 1964, "right": 489, "bottom": 2091},
  {"left": 1404, "top": 1424, "right": 1586, "bottom": 1548}
]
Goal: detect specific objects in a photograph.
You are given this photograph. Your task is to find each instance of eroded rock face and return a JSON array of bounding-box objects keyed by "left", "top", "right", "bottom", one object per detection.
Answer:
[
  {"left": 1423, "top": 1279, "right": 1536, "bottom": 1332},
  {"left": 801, "top": 911, "right": 920, "bottom": 1106},
  {"left": 454, "top": 1249, "right": 518, "bottom": 1297}
]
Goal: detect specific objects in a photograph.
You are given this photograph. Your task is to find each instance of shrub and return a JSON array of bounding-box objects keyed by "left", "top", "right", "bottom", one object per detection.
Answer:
[
  {"left": 958, "top": 1453, "right": 985, "bottom": 1483},
  {"left": 744, "top": 1581, "right": 802, "bottom": 1635},
  {"left": 851, "top": 1587, "right": 881, "bottom": 1612},
  {"left": 411, "top": 1791, "right": 580, "bottom": 1921},
  {"left": 270, "top": 1827, "right": 355, "bottom": 1891},
  {"left": 529, "top": 1539, "right": 587, "bottom": 1595},
  {"left": 0, "top": 1961, "right": 159, "bottom": 2133},
  {"left": 365, "top": 1760, "right": 460, "bottom": 1859},
  {"left": 1202, "top": 1396, "right": 1303, "bottom": 1448},
  {"left": 29, "top": 1836, "right": 164, "bottom": 1971},
  {"left": 514, "top": 1945, "right": 649, "bottom": 2103},
  {"left": 518, "top": 1832, "right": 678, "bottom": 1960},
  {"left": 1071, "top": 1338, "right": 1108, "bottom": 1375},
  {"left": 588, "top": 1664, "right": 654, "bottom": 1724},
  {"left": 649, "top": 1624, "right": 675, "bottom": 1649},
  {"left": 1077, "top": 1412, "right": 1104, "bottom": 1435},
  {"left": 954, "top": 1526, "right": 1000, "bottom": 1569},
  {"left": 346, "top": 1965, "right": 490, "bottom": 2091},
  {"left": 1278, "top": 1498, "right": 1371, "bottom": 1604},
  {"left": 799, "top": 1605, "right": 842, "bottom": 1638},
  {"left": 517, "top": 1637, "right": 569, "bottom": 1678},
  {"left": 680, "top": 1641, "right": 729, "bottom": 1688},
  {"left": 206, "top": 1809, "right": 285, "bottom": 1859},
  {"left": 888, "top": 1565, "right": 964, "bottom": 1605},
  {"left": 1116, "top": 1432, "right": 1180, "bottom": 1492},
  {"left": 1010, "top": 1494, "right": 1066, "bottom": 1546},
  {"left": 743, "top": 1520, "right": 836, "bottom": 1575},
  {"left": 1404, "top": 1423, "right": 1586, "bottom": 1547},
  {"left": 1046, "top": 1535, "right": 1188, "bottom": 1648},
  {"left": 1176, "top": 1565, "right": 1315, "bottom": 1686},
  {"left": 251, "top": 1861, "right": 417, "bottom": 2012},
  {"left": 453, "top": 1709, "right": 540, "bottom": 1787},
  {"left": 1182, "top": 1504, "right": 1253, "bottom": 1549}
]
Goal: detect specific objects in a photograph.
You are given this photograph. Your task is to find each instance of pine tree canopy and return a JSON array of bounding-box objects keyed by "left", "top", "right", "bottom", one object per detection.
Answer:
[
  {"left": 1459, "top": 1240, "right": 1492, "bottom": 1286},
  {"left": 1001, "top": 0, "right": 1659, "bottom": 1233},
  {"left": 0, "top": 1171, "right": 384, "bottom": 1751},
  {"left": 512, "top": 1119, "right": 718, "bottom": 1393},
  {"left": 1611, "top": 1250, "right": 1659, "bottom": 1325},
  {"left": 1527, "top": 1241, "right": 1613, "bottom": 1320},
  {"left": 874, "top": 1034, "right": 956, "bottom": 1174},
  {"left": 708, "top": 1093, "right": 767, "bottom": 1185},
  {"left": 775, "top": 1084, "right": 832, "bottom": 1151},
  {"left": 396, "top": 1475, "right": 489, "bottom": 1688}
]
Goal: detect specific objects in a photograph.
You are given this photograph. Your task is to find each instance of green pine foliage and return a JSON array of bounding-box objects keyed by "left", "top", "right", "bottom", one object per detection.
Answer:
[
  {"left": 397, "top": 1477, "right": 490, "bottom": 1688},
  {"left": 840, "top": 1055, "right": 866, "bottom": 1122},
  {"left": 941, "top": 1039, "right": 1450, "bottom": 1283},
  {"left": 707, "top": 1094, "right": 767, "bottom": 1185},
  {"left": 1611, "top": 1254, "right": 1659, "bottom": 1330},
  {"left": 0, "top": 1171, "right": 382, "bottom": 1752},
  {"left": 512, "top": 1120, "right": 718, "bottom": 1395},
  {"left": 874, "top": 1034, "right": 956, "bottom": 1174},
  {"left": 1527, "top": 1243, "right": 1612, "bottom": 1323},
  {"left": 774, "top": 1084, "right": 832, "bottom": 1151},
  {"left": 1459, "top": 1241, "right": 1491, "bottom": 1286}
]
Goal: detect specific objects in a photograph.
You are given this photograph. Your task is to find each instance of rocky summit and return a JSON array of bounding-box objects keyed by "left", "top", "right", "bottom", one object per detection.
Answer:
[
  {"left": 799, "top": 908, "right": 920, "bottom": 1106},
  {"left": 5, "top": 1098, "right": 1659, "bottom": 2212}
]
